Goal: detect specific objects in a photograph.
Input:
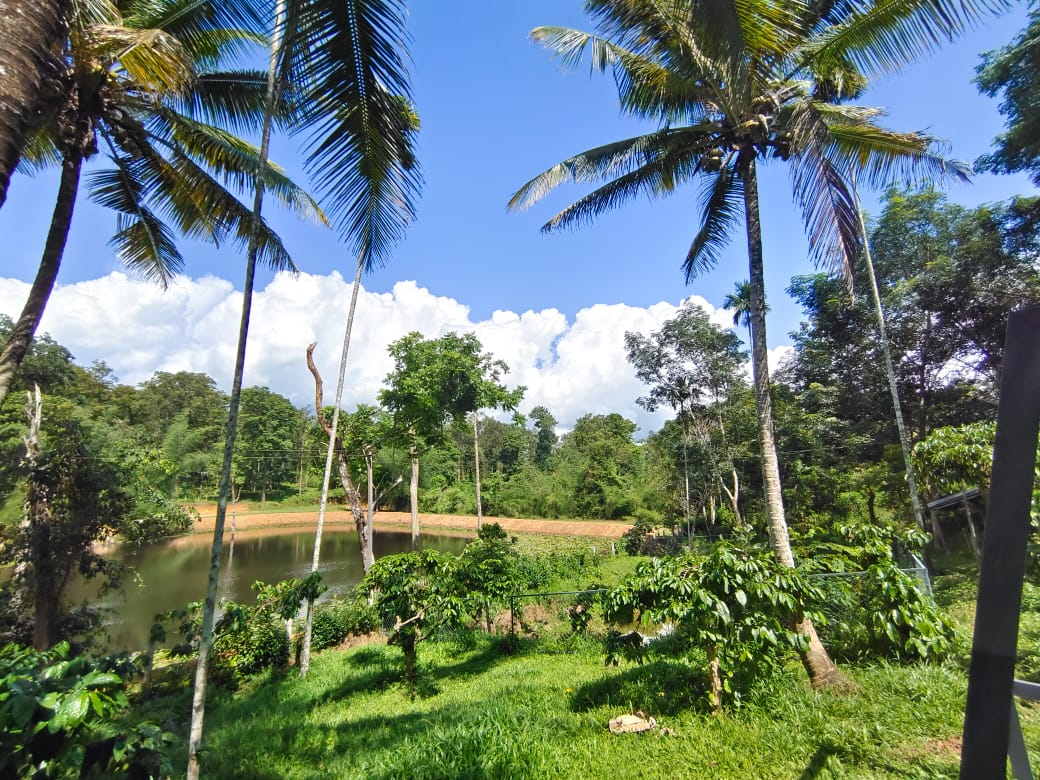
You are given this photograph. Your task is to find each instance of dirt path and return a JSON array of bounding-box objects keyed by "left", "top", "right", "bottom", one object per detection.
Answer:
[{"left": 190, "top": 505, "right": 632, "bottom": 540}]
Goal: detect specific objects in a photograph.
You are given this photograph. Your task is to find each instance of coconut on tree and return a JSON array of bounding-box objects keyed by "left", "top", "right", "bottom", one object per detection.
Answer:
[{"left": 509, "top": 0, "right": 996, "bottom": 688}]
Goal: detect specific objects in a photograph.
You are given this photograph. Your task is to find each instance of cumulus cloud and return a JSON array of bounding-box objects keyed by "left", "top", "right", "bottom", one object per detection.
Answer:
[{"left": 0, "top": 272, "right": 784, "bottom": 434}]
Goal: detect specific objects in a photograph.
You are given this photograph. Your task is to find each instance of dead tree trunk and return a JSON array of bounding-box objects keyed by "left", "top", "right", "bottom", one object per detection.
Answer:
[{"left": 306, "top": 343, "right": 373, "bottom": 570}]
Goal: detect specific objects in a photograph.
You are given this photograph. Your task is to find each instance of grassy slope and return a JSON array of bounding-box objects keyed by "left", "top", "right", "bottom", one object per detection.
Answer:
[
  {"left": 190, "top": 638, "right": 991, "bottom": 779},
  {"left": 141, "top": 558, "right": 1040, "bottom": 779}
]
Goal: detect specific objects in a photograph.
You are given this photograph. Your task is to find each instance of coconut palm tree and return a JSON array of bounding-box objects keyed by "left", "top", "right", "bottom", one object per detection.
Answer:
[
  {"left": 0, "top": 0, "right": 66, "bottom": 207},
  {"left": 723, "top": 280, "right": 756, "bottom": 330},
  {"left": 187, "top": 1, "right": 420, "bottom": 771},
  {"left": 850, "top": 173, "right": 926, "bottom": 531},
  {"left": 509, "top": 0, "right": 993, "bottom": 688},
  {"left": 0, "top": 0, "right": 322, "bottom": 410}
]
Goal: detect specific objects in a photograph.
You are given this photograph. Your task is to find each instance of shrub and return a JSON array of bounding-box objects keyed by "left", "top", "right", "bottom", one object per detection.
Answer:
[
  {"left": 621, "top": 515, "right": 657, "bottom": 555},
  {"left": 604, "top": 542, "right": 825, "bottom": 711},
  {"left": 211, "top": 607, "right": 289, "bottom": 687},
  {"left": 0, "top": 642, "right": 175, "bottom": 778},
  {"left": 798, "top": 524, "right": 954, "bottom": 662},
  {"left": 310, "top": 596, "right": 380, "bottom": 652}
]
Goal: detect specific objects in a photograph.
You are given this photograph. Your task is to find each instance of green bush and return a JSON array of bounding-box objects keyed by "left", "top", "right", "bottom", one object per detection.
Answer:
[
  {"left": 212, "top": 610, "right": 289, "bottom": 687},
  {"left": 0, "top": 642, "right": 175, "bottom": 778},
  {"left": 604, "top": 542, "right": 825, "bottom": 711},
  {"left": 310, "top": 596, "right": 380, "bottom": 652}
]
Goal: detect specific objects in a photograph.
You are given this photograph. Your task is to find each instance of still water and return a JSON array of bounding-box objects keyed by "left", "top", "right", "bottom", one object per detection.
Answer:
[{"left": 67, "top": 528, "right": 471, "bottom": 651}]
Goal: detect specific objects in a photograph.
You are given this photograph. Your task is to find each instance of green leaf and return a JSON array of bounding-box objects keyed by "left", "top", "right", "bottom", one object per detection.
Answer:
[{"left": 58, "top": 692, "right": 91, "bottom": 727}]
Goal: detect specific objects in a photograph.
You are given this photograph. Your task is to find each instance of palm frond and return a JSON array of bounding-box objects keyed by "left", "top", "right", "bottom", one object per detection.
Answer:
[
  {"left": 798, "top": 0, "right": 1011, "bottom": 80},
  {"left": 84, "top": 24, "right": 195, "bottom": 92},
  {"left": 121, "top": 0, "right": 268, "bottom": 64},
  {"left": 13, "top": 129, "right": 61, "bottom": 175},
  {"left": 88, "top": 155, "right": 185, "bottom": 286},
  {"left": 537, "top": 142, "right": 707, "bottom": 233},
  {"left": 803, "top": 100, "right": 971, "bottom": 185},
  {"left": 285, "top": 0, "right": 421, "bottom": 270},
  {"left": 685, "top": 157, "right": 743, "bottom": 280},
  {"left": 125, "top": 142, "right": 297, "bottom": 272},
  {"left": 172, "top": 70, "right": 297, "bottom": 133},
  {"left": 148, "top": 108, "right": 327, "bottom": 224},
  {"left": 827, "top": 122, "right": 971, "bottom": 188},
  {"left": 789, "top": 143, "right": 861, "bottom": 281},
  {"left": 70, "top": 0, "right": 120, "bottom": 31},
  {"left": 531, "top": 25, "right": 725, "bottom": 123},
  {"left": 509, "top": 126, "right": 721, "bottom": 211}
]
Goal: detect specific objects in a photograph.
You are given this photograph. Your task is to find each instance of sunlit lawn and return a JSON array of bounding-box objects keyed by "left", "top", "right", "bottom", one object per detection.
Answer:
[{"left": 138, "top": 559, "right": 1040, "bottom": 779}]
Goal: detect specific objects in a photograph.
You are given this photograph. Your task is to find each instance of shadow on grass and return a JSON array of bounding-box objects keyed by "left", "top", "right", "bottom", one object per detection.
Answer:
[
  {"left": 308, "top": 634, "right": 510, "bottom": 702},
  {"left": 570, "top": 659, "right": 708, "bottom": 717},
  {"left": 200, "top": 697, "right": 543, "bottom": 779},
  {"left": 797, "top": 742, "right": 847, "bottom": 779}
]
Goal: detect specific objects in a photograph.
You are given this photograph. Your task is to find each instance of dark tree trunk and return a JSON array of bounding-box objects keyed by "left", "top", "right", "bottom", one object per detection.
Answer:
[
  {"left": 0, "top": 0, "right": 66, "bottom": 208},
  {"left": 741, "top": 155, "right": 844, "bottom": 690},
  {"left": 0, "top": 152, "right": 81, "bottom": 407}
]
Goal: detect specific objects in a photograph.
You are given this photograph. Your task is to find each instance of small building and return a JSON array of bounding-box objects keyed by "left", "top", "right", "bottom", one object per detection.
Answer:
[{"left": 926, "top": 486, "right": 983, "bottom": 561}]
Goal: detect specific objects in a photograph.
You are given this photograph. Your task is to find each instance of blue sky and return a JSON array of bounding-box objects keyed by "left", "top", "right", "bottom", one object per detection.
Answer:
[{"left": 0, "top": 2, "right": 1034, "bottom": 430}]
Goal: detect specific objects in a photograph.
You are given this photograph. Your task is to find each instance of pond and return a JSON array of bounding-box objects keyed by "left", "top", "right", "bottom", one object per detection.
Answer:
[{"left": 66, "top": 527, "right": 472, "bottom": 651}]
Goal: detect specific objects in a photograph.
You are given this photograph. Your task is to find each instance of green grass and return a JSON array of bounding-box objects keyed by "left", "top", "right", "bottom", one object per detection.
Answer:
[
  {"left": 164, "top": 634, "right": 1021, "bottom": 779},
  {"left": 135, "top": 558, "right": 1040, "bottom": 779}
]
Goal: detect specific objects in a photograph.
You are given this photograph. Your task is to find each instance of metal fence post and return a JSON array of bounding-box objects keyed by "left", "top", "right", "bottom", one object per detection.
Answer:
[{"left": 960, "top": 306, "right": 1040, "bottom": 778}]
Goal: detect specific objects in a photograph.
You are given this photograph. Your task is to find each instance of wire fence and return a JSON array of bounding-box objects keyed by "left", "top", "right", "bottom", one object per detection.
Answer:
[{"left": 505, "top": 557, "right": 936, "bottom": 655}]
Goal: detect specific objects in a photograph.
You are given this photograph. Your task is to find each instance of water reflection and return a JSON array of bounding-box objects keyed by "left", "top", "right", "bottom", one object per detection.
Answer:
[{"left": 67, "top": 528, "right": 471, "bottom": 651}]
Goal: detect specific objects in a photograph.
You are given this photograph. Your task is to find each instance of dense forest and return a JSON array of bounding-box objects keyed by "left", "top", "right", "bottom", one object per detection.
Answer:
[{"left": 2, "top": 186, "right": 1036, "bottom": 588}]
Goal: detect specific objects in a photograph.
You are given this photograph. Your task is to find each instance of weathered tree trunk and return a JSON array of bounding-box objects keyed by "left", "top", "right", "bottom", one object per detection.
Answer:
[
  {"left": 0, "top": 0, "right": 65, "bottom": 209},
  {"left": 472, "top": 411, "right": 483, "bottom": 530},
  {"left": 0, "top": 152, "right": 82, "bottom": 408},
  {"left": 720, "top": 469, "right": 741, "bottom": 528},
  {"left": 851, "top": 175, "right": 926, "bottom": 532},
  {"left": 300, "top": 334, "right": 372, "bottom": 678},
  {"left": 186, "top": 3, "right": 284, "bottom": 774},
  {"left": 741, "top": 156, "right": 843, "bottom": 689},
  {"left": 24, "top": 395, "right": 57, "bottom": 650},
  {"left": 364, "top": 447, "right": 375, "bottom": 554},
  {"left": 707, "top": 646, "right": 722, "bottom": 711},
  {"left": 306, "top": 343, "right": 372, "bottom": 569},
  {"left": 409, "top": 433, "right": 420, "bottom": 550}
]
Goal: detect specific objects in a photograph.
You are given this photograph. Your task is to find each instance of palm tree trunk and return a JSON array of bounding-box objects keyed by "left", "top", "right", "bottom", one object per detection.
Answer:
[
  {"left": 851, "top": 174, "right": 926, "bottom": 532},
  {"left": 472, "top": 411, "right": 483, "bottom": 529},
  {"left": 0, "top": 153, "right": 81, "bottom": 408},
  {"left": 299, "top": 258, "right": 369, "bottom": 677},
  {"left": 409, "top": 434, "right": 419, "bottom": 550},
  {"left": 365, "top": 448, "right": 375, "bottom": 554},
  {"left": 741, "top": 156, "right": 842, "bottom": 689},
  {"left": 0, "top": 0, "right": 65, "bottom": 208},
  {"left": 186, "top": 3, "right": 284, "bottom": 775}
]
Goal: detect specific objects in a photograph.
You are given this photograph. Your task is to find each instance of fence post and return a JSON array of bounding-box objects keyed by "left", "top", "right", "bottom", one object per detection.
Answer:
[{"left": 960, "top": 306, "right": 1040, "bottom": 778}]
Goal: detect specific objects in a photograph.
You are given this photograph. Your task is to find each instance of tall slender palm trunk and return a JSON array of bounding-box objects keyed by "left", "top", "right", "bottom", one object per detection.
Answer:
[
  {"left": 300, "top": 261, "right": 371, "bottom": 676},
  {"left": 409, "top": 433, "right": 419, "bottom": 549},
  {"left": 741, "top": 156, "right": 841, "bottom": 688},
  {"left": 0, "top": 0, "right": 65, "bottom": 208},
  {"left": 0, "top": 153, "right": 81, "bottom": 408},
  {"left": 186, "top": 4, "right": 284, "bottom": 775},
  {"left": 850, "top": 175, "right": 926, "bottom": 532},
  {"left": 472, "top": 411, "right": 483, "bottom": 529}
]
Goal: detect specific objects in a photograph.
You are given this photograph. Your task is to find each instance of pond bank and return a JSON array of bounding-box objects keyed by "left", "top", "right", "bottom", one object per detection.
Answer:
[{"left": 187, "top": 506, "right": 633, "bottom": 540}]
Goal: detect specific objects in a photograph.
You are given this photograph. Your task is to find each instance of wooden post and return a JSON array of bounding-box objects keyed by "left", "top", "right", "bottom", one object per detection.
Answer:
[{"left": 960, "top": 306, "right": 1040, "bottom": 778}]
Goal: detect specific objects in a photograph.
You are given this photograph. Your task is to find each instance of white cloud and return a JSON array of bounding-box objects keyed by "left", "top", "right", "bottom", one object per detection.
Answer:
[{"left": 0, "top": 273, "right": 787, "bottom": 434}]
